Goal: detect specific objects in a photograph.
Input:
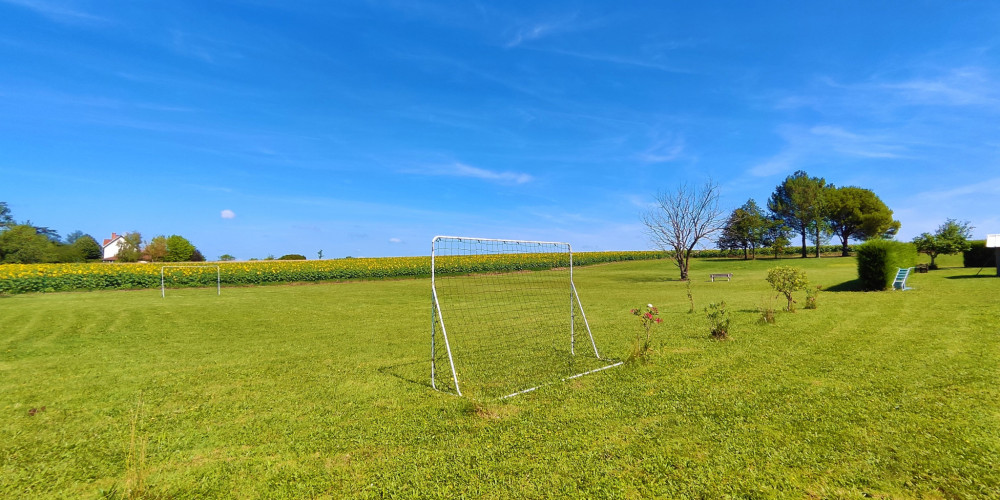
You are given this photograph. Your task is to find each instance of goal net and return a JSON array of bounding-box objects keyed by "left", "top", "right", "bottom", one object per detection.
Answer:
[{"left": 431, "top": 236, "right": 620, "bottom": 399}]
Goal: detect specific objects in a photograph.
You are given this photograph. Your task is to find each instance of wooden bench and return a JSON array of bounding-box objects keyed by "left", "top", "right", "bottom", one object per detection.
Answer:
[
  {"left": 709, "top": 273, "right": 733, "bottom": 282},
  {"left": 892, "top": 267, "right": 914, "bottom": 290}
]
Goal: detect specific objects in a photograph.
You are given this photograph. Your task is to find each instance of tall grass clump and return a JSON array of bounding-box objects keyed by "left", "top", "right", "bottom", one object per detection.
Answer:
[
  {"left": 629, "top": 304, "right": 662, "bottom": 360},
  {"left": 704, "top": 302, "right": 730, "bottom": 340},
  {"left": 856, "top": 240, "right": 918, "bottom": 291}
]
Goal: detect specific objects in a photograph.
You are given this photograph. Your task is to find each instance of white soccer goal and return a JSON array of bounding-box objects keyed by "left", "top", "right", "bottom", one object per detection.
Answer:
[
  {"left": 160, "top": 265, "right": 221, "bottom": 298},
  {"left": 431, "top": 236, "right": 621, "bottom": 399}
]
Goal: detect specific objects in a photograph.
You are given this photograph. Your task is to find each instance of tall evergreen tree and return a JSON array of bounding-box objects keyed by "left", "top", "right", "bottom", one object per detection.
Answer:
[{"left": 768, "top": 170, "right": 827, "bottom": 258}]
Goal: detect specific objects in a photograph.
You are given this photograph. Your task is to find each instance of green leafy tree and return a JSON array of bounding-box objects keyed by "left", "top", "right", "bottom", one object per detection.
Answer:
[
  {"left": 219, "top": 254, "right": 236, "bottom": 261},
  {"left": 912, "top": 219, "right": 974, "bottom": 269},
  {"left": 116, "top": 232, "right": 143, "bottom": 263},
  {"left": 165, "top": 235, "right": 196, "bottom": 262},
  {"left": 64, "top": 230, "right": 85, "bottom": 244},
  {"left": 768, "top": 171, "right": 827, "bottom": 258},
  {"left": 766, "top": 266, "right": 809, "bottom": 311},
  {"left": 52, "top": 243, "right": 85, "bottom": 263},
  {"left": 760, "top": 218, "right": 792, "bottom": 259},
  {"left": 144, "top": 235, "right": 169, "bottom": 262},
  {"left": 807, "top": 219, "right": 834, "bottom": 253},
  {"left": 825, "top": 186, "right": 900, "bottom": 257},
  {"left": 72, "top": 235, "right": 102, "bottom": 260},
  {"left": 717, "top": 199, "right": 769, "bottom": 259},
  {"left": 21, "top": 220, "right": 60, "bottom": 243},
  {"left": 0, "top": 224, "right": 56, "bottom": 263},
  {"left": 0, "top": 201, "right": 13, "bottom": 227}
]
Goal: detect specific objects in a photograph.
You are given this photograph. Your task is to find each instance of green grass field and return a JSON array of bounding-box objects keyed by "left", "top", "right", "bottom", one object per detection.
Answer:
[{"left": 2, "top": 254, "right": 998, "bottom": 498}]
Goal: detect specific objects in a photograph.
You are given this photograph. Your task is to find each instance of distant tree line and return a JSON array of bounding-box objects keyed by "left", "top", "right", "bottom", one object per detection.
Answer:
[
  {"left": 0, "top": 201, "right": 203, "bottom": 264},
  {"left": 641, "top": 171, "right": 903, "bottom": 279},
  {"left": 716, "top": 170, "right": 900, "bottom": 260}
]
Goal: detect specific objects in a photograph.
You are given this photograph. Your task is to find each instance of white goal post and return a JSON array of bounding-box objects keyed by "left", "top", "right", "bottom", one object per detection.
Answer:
[
  {"left": 160, "top": 265, "right": 221, "bottom": 298},
  {"left": 430, "top": 236, "right": 621, "bottom": 399}
]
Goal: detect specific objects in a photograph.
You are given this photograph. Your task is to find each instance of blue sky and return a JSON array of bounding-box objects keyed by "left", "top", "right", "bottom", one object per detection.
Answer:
[{"left": 2, "top": 1, "right": 999, "bottom": 260}]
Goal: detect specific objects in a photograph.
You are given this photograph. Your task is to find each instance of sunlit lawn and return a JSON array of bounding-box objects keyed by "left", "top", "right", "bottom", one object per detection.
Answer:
[{"left": 2, "top": 253, "right": 998, "bottom": 498}]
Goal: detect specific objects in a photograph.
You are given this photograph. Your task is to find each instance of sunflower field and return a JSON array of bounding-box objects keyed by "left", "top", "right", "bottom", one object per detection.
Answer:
[{"left": 0, "top": 251, "right": 667, "bottom": 295}]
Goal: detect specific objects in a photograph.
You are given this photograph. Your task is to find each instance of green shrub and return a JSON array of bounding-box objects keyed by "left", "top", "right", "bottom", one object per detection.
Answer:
[
  {"left": 766, "top": 266, "right": 808, "bottom": 311},
  {"left": 805, "top": 286, "right": 821, "bottom": 309},
  {"left": 705, "top": 302, "right": 730, "bottom": 340},
  {"left": 963, "top": 240, "right": 996, "bottom": 268},
  {"left": 856, "top": 240, "right": 918, "bottom": 291},
  {"left": 278, "top": 254, "right": 307, "bottom": 260}
]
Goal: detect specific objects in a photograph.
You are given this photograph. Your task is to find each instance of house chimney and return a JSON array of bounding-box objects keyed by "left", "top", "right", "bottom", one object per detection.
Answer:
[{"left": 111, "top": 232, "right": 117, "bottom": 239}]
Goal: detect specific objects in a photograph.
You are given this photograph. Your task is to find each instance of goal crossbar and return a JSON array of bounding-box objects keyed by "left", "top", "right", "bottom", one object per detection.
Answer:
[
  {"left": 430, "top": 235, "right": 619, "bottom": 399},
  {"left": 160, "top": 265, "right": 221, "bottom": 298}
]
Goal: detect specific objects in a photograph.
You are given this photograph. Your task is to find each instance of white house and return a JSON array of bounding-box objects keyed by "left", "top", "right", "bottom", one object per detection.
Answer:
[{"left": 102, "top": 232, "right": 125, "bottom": 262}]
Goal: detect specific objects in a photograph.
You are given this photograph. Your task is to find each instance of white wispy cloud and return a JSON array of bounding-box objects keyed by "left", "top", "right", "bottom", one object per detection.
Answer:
[
  {"left": 504, "top": 13, "right": 582, "bottom": 48},
  {"left": 636, "top": 134, "right": 685, "bottom": 163},
  {"left": 0, "top": 0, "right": 108, "bottom": 24},
  {"left": 409, "top": 162, "right": 533, "bottom": 184},
  {"left": 915, "top": 176, "right": 1000, "bottom": 202},
  {"left": 807, "top": 125, "right": 908, "bottom": 159},
  {"left": 530, "top": 47, "right": 693, "bottom": 74},
  {"left": 873, "top": 67, "right": 1000, "bottom": 108},
  {"left": 506, "top": 23, "right": 554, "bottom": 48},
  {"left": 749, "top": 125, "right": 908, "bottom": 177},
  {"left": 453, "top": 163, "right": 533, "bottom": 184},
  {"left": 779, "top": 66, "right": 1000, "bottom": 115},
  {"left": 388, "top": 237, "right": 403, "bottom": 244},
  {"left": 220, "top": 209, "right": 236, "bottom": 219},
  {"left": 169, "top": 30, "right": 246, "bottom": 65}
]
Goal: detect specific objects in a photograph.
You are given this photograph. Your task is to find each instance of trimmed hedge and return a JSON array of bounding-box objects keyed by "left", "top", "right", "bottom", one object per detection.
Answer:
[
  {"left": 856, "top": 240, "right": 918, "bottom": 291},
  {"left": 963, "top": 240, "right": 996, "bottom": 268}
]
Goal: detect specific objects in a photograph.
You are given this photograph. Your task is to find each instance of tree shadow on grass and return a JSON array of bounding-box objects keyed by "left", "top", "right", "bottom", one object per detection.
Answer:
[
  {"left": 946, "top": 274, "right": 999, "bottom": 280},
  {"left": 620, "top": 275, "right": 680, "bottom": 284},
  {"left": 824, "top": 279, "right": 864, "bottom": 292}
]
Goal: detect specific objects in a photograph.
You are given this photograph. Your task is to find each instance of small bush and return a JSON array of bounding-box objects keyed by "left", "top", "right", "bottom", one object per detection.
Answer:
[
  {"left": 278, "top": 254, "right": 307, "bottom": 260},
  {"left": 856, "top": 240, "right": 918, "bottom": 291},
  {"left": 964, "top": 240, "right": 996, "bottom": 268},
  {"left": 705, "top": 301, "right": 730, "bottom": 340},
  {"left": 766, "top": 266, "right": 808, "bottom": 312},
  {"left": 804, "top": 285, "right": 821, "bottom": 310}
]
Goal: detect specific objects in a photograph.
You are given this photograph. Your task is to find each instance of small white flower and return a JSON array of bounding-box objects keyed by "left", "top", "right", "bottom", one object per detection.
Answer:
[{"left": 647, "top": 303, "right": 653, "bottom": 308}]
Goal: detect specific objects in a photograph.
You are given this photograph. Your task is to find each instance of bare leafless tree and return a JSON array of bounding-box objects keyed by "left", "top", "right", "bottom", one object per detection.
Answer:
[{"left": 642, "top": 180, "right": 726, "bottom": 280}]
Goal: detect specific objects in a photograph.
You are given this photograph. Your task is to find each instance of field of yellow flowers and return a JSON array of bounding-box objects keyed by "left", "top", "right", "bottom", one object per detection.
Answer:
[{"left": 0, "top": 251, "right": 667, "bottom": 294}]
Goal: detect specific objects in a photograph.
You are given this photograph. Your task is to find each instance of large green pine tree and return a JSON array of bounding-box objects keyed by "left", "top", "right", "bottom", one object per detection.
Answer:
[
  {"left": 768, "top": 171, "right": 827, "bottom": 258},
  {"left": 825, "top": 186, "right": 900, "bottom": 256}
]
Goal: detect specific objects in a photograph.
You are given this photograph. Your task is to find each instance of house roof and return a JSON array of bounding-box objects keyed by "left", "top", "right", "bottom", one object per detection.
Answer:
[{"left": 102, "top": 232, "right": 122, "bottom": 248}]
